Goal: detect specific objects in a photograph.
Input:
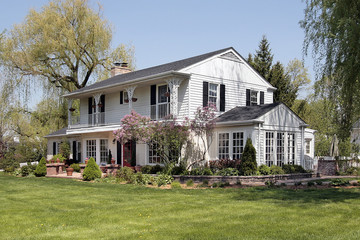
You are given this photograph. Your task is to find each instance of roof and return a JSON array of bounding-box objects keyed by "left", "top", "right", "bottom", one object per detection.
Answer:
[
  {"left": 65, "top": 47, "right": 233, "bottom": 97},
  {"left": 45, "top": 127, "right": 67, "bottom": 138},
  {"left": 216, "top": 103, "right": 281, "bottom": 123}
]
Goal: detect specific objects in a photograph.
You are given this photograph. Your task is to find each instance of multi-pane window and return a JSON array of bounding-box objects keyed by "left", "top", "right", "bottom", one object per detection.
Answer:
[
  {"left": 149, "top": 142, "right": 161, "bottom": 164},
  {"left": 276, "top": 132, "right": 285, "bottom": 167},
  {"left": 288, "top": 133, "right": 295, "bottom": 164},
  {"left": 100, "top": 139, "right": 108, "bottom": 164},
  {"left": 86, "top": 140, "right": 96, "bottom": 161},
  {"left": 123, "top": 92, "right": 128, "bottom": 103},
  {"left": 306, "top": 140, "right": 311, "bottom": 155},
  {"left": 250, "top": 90, "right": 258, "bottom": 105},
  {"left": 265, "top": 132, "right": 274, "bottom": 167},
  {"left": 77, "top": 142, "right": 82, "bottom": 162},
  {"left": 209, "top": 83, "right": 218, "bottom": 106},
  {"left": 218, "top": 133, "right": 230, "bottom": 159},
  {"left": 232, "top": 132, "right": 244, "bottom": 160}
]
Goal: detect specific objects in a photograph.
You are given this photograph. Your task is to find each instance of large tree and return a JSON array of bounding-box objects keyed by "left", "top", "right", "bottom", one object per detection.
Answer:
[
  {"left": 1, "top": 0, "right": 134, "bottom": 93},
  {"left": 248, "top": 35, "right": 273, "bottom": 80},
  {"left": 301, "top": 0, "right": 360, "bottom": 139}
]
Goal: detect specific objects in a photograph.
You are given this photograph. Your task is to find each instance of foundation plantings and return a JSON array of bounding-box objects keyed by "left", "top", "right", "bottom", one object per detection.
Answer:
[{"left": 82, "top": 157, "right": 102, "bottom": 181}]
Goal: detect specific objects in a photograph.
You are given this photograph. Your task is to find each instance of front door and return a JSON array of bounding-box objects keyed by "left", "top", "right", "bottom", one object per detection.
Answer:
[{"left": 123, "top": 140, "right": 136, "bottom": 167}]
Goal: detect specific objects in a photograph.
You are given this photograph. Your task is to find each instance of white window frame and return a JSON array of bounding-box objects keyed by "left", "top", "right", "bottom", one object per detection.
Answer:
[
  {"left": 217, "top": 131, "right": 245, "bottom": 160},
  {"left": 250, "top": 90, "right": 258, "bottom": 106},
  {"left": 265, "top": 131, "right": 297, "bottom": 167},
  {"left": 276, "top": 132, "right": 285, "bottom": 167},
  {"left": 86, "top": 139, "right": 97, "bottom": 161},
  {"left": 218, "top": 132, "right": 230, "bottom": 159},
  {"left": 100, "top": 139, "right": 108, "bottom": 164},
  {"left": 288, "top": 133, "right": 295, "bottom": 164},
  {"left": 208, "top": 83, "right": 218, "bottom": 108},
  {"left": 305, "top": 139, "right": 311, "bottom": 155},
  {"left": 148, "top": 141, "right": 162, "bottom": 165},
  {"left": 123, "top": 91, "right": 129, "bottom": 104},
  {"left": 232, "top": 132, "right": 244, "bottom": 160},
  {"left": 265, "top": 132, "right": 275, "bottom": 167}
]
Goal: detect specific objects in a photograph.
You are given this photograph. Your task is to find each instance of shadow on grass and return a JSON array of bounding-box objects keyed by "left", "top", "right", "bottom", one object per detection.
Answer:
[{"left": 232, "top": 187, "right": 360, "bottom": 204}]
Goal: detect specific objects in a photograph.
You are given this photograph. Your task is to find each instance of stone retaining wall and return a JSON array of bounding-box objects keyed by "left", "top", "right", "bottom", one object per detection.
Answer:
[{"left": 173, "top": 173, "right": 318, "bottom": 184}]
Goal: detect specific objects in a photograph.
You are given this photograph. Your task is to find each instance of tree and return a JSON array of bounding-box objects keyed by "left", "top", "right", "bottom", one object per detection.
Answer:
[
  {"left": 286, "top": 59, "right": 311, "bottom": 92},
  {"left": 239, "top": 138, "right": 257, "bottom": 176},
  {"left": 301, "top": 0, "right": 360, "bottom": 140},
  {"left": 1, "top": 0, "right": 135, "bottom": 93},
  {"left": 248, "top": 35, "right": 273, "bottom": 80},
  {"left": 34, "top": 157, "right": 47, "bottom": 177},
  {"left": 82, "top": 157, "right": 102, "bottom": 181}
]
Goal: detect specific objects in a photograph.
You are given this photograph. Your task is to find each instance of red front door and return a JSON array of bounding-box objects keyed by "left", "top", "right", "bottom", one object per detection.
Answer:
[{"left": 123, "top": 141, "right": 132, "bottom": 167}]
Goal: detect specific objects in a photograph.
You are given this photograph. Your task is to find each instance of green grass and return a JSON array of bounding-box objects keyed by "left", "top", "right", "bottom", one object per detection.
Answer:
[{"left": 1, "top": 174, "right": 360, "bottom": 240}]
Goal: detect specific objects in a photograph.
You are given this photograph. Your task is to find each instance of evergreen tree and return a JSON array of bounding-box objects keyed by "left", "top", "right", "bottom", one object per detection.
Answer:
[
  {"left": 82, "top": 157, "right": 102, "bottom": 181},
  {"left": 252, "top": 35, "right": 273, "bottom": 80},
  {"left": 239, "top": 138, "right": 257, "bottom": 176},
  {"left": 34, "top": 157, "right": 47, "bottom": 177}
]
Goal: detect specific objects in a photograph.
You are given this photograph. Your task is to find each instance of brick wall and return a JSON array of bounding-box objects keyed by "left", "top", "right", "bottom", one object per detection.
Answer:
[{"left": 317, "top": 159, "right": 337, "bottom": 176}]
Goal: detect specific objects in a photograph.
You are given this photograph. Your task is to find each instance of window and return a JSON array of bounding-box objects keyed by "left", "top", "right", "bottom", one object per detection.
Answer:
[
  {"left": 86, "top": 140, "right": 96, "bottom": 160},
  {"left": 265, "top": 132, "right": 274, "bottom": 167},
  {"left": 288, "top": 133, "right": 295, "bottom": 164},
  {"left": 218, "top": 133, "right": 230, "bottom": 159},
  {"left": 250, "top": 90, "right": 258, "bottom": 106},
  {"left": 56, "top": 142, "right": 61, "bottom": 155},
  {"left": 232, "top": 132, "right": 244, "bottom": 160},
  {"left": 306, "top": 140, "right": 311, "bottom": 155},
  {"left": 123, "top": 92, "right": 128, "bottom": 103},
  {"left": 209, "top": 83, "right": 218, "bottom": 106},
  {"left": 276, "top": 132, "right": 285, "bottom": 166},
  {"left": 151, "top": 85, "right": 169, "bottom": 120},
  {"left": 149, "top": 142, "right": 161, "bottom": 164},
  {"left": 100, "top": 139, "right": 108, "bottom": 164}
]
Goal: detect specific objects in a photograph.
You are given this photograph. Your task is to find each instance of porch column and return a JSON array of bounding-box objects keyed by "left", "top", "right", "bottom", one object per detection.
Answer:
[
  {"left": 166, "top": 78, "right": 182, "bottom": 117},
  {"left": 125, "top": 86, "right": 137, "bottom": 113},
  {"left": 67, "top": 99, "right": 73, "bottom": 128},
  {"left": 93, "top": 93, "right": 102, "bottom": 126}
]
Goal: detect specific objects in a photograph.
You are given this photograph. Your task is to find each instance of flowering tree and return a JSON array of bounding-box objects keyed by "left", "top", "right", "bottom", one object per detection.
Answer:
[{"left": 187, "top": 104, "right": 217, "bottom": 168}]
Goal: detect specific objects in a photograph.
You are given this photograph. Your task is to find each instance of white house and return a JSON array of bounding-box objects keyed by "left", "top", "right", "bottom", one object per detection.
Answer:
[{"left": 45, "top": 47, "right": 315, "bottom": 168}]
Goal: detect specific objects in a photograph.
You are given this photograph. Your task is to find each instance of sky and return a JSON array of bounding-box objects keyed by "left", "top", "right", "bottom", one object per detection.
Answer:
[{"left": 0, "top": 0, "right": 314, "bottom": 106}]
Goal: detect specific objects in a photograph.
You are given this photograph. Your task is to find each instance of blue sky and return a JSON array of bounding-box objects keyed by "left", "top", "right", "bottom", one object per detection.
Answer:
[{"left": 0, "top": 0, "right": 313, "bottom": 104}]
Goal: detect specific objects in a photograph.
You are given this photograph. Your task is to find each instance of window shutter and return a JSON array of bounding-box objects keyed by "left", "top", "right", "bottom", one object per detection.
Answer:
[
  {"left": 120, "top": 91, "right": 123, "bottom": 104},
  {"left": 150, "top": 85, "right": 156, "bottom": 105},
  {"left": 167, "top": 86, "right": 170, "bottom": 103},
  {"left": 72, "top": 141, "right": 77, "bottom": 162},
  {"left": 246, "top": 89, "right": 250, "bottom": 106},
  {"left": 88, "top": 97, "right": 93, "bottom": 114},
  {"left": 220, "top": 84, "right": 225, "bottom": 111},
  {"left": 203, "top": 81, "right": 209, "bottom": 107},
  {"left": 100, "top": 95, "right": 105, "bottom": 112},
  {"left": 53, "top": 142, "right": 56, "bottom": 155},
  {"left": 260, "top": 91, "right": 264, "bottom": 105}
]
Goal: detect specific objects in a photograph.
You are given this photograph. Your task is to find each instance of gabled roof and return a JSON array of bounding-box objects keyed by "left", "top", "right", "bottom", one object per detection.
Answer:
[
  {"left": 65, "top": 47, "right": 233, "bottom": 97},
  {"left": 216, "top": 103, "right": 281, "bottom": 123},
  {"left": 44, "top": 127, "right": 67, "bottom": 138}
]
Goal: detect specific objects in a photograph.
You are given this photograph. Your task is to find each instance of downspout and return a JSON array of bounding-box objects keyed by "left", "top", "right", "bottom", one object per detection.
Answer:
[
  {"left": 301, "top": 126, "right": 304, "bottom": 167},
  {"left": 258, "top": 123, "right": 261, "bottom": 165}
]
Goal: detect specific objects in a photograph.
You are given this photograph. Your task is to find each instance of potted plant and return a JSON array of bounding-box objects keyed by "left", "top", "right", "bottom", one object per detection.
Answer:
[
  {"left": 56, "top": 158, "right": 61, "bottom": 163},
  {"left": 66, "top": 167, "right": 74, "bottom": 176},
  {"left": 132, "top": 97, "right": 137, "bottom": 102},
  {"left": 85, "top": 158, "right": 88, "bottom": 164},
  {"left": 51, "top": 159, "right": 55, "bottom": 163},
  {"left": 111, "top": 158, "right": 116, "bottom": 165},
  {"left": 124, "top": 99, "right": 129, "bottom": 103}
]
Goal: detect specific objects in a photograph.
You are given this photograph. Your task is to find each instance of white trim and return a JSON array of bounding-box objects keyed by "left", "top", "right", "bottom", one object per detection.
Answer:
[{"left": 216, "top": 130, "right": 245, "bottom": 160}]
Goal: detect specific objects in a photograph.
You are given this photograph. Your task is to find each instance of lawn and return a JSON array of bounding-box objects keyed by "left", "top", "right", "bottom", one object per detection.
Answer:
[{"left": 1, "top": 174, "right": 360, "bottom": 240}]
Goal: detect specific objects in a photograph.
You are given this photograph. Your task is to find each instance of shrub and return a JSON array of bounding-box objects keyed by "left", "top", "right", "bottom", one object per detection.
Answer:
[
  {"left": 34, "top": 157, "right": 47, "bottom": 177},
  {"left": 200, "top": 180, "right": 209, "bottom": 187},
  {"left": 345, "top": 167, "right": 360, "bottom": 176},
  {"left": 70, "top": 163, "right": 81, "bottom": 172},
  {"left": 59, "top": 141, "right": 71, "bottom": 160},
  {"left": 307, "top": 181, "right": 315, "bottom": 187},
  {"left": 265, "top": 180, "right": 276, "bottom": 187},
  {"left": 130, "top": 172, "right": 153, "bottom": 185},
  {"left": 209, "top": 159, "right": 241, "bottom": 172},
  {"left": 294, "top": 181, "right": 302, "bottom": 186},
  {"left": 151, "top": 164, "right": 164, "bottom": 174},
  {"left": 293, "top": 165, "right": 306, "bottom": 173},
  {"left": 116, "top": 167, "right": 135, "bottom": 182},
  {"left": 217, "top": 168, "right": 239, "bottom": 176},
  {"left": 186, "top": 179, "right": 194, "bottom": 187},
  {"left": 82, "top": 157, "right": 102, "bottom": 181},
  {"left": 282, "top": 164, "right": 306, "bottom": 174},
  {"left": 20, "top": 165, "right": 31, "bottom": 177},
  {"left": 171, "top": 165, "right": 186, "bottom": 175},
  {"left": 212, "top": 182, "right": 218, "bottom": 188},
  {"left": 315, "top": 180, "right": 323, "bottom": 185},
  {"left": 239, "top": 138, "right": 257, "bottom": 176},
  {"left": 330, "top": 178, "right": 350, "bottom": 186},
  {"left": 52, "top": 154, "right": 65, "bottom": 162},
  {"left": 189, "top": 167, "right": 213, "bottom": 176},
  {"left": 258, "top": 164, "right": 271, "bottom": 175},
  {"left": 140, "top": 165, "right": 152, "bottom": 174},
  {"left": 218, "top": 182, "right": 226, "bottom": 188},
  {"left": 270, "top": 165, "right": 285, "bottom": 175},
  {"left": 171, "top": 181, "right": 182, "bottom": 189},
  {"left": 236, "top": 180, "right": 242, "bottom": 186},
  {"left": 155, "top": 174, "right": 173, "bottom": 187}
]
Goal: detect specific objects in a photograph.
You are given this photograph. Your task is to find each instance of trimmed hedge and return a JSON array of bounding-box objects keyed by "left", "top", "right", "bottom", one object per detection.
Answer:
[
  {"left": 82, "top": 158, "right": 102, "bottom": 181},
  {"left": 34, "top": 157, "right": 47, "bottom": 177}
]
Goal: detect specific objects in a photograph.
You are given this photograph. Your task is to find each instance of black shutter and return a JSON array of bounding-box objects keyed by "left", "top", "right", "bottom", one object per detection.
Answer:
[
  {"left": 220, "top": 84, "right": 225, "bottom": 111},
  {"left": 88, "top": 97, "right": 93, "bottom": 114},
  {"left": 100, "top": 95, "right": 105, "bottom": 112},
  {"left": 167, "top": 86, "right": 170, "bottom": 103},
  {"left": 260, "top": 91, "right": 264, "bottom": 105},
  {"left": 120, "top": 91, "right": 123, "bottom": 104},
  {"left": 72, "top": 141, "right": 77, "bottom": 162},
  {"left": 150, "top": 85, "right": 156, "bottom": 105},
  {"left": 203, "top": 81, "right": 209, "bottom": 107},
  {"left": 246, "top": 89, "right": 250, "bottom": 106},
  {"left": 131, "top": 140, "right": 136, "bottom": 167},
  {"left": 53, "top": 142, "right": 56, "bottom": 155},
  {"left": 117, "top": 141, "right": 122, "bottom": 165}
]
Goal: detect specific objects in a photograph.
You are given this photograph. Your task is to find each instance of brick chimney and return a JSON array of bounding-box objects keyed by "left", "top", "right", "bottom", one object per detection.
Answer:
[{"left": 111, "top": 62, "right": 131, "bottom": 77}]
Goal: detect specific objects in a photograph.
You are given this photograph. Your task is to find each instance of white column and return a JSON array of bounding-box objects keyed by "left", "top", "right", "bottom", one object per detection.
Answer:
[
  {"left": 93, "top": 93, "right": 102, "bottom": 126},
  {"left": 67, "top": 99, "right": 73, "bottom": 128},
  {"left": 125, "top": 86, "right": 137, "bottom": 113},
  {"left": 166, "top": 78, "right": 182, "bottom": 117}
]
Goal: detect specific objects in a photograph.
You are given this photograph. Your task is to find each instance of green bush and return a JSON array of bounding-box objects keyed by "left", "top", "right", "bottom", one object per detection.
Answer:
[
  {"left": 294, "top": 181, "right": 302, "bottom": 186},
  {"left": 189, "top": 167, "right": 213, "bottom": 176},
  {"left": 307, "top": 181, "right": 315, "bottom": 187},
  {"left": 270, "top": 165, "right": 285, "bottom": 175},
  {"left": 217, "top": 168, "right": 239, "bottom": 176},
  {"left": 345, "top": 167, "right": 360, "bottom": 176},
  {"left": 258, "top": 164, "right": 271, "bottom": 175},
  {"left": 116, "top": 167, "right": 135, "bottom": 182},
  {"left": 140, "top": 165, "right": 152, "bottom": 174},
  {"left": 130, "top": 172, "right": 154, "bottom": 185},
  {"left": 212, "top": 182, "right": 218, "bottom": 188},
  {"left": 265, "top": 180, "right": 276, "bottom": 187},
  {"left": 155, "top": 174, "right": 173, "bottom": 187},
  {"left": 59, "top": 141, "right": 71, "bottom": 160},
  {"left": 82, "top": 157, "right": 102, "bottom": 181},
  {"left": 171, "top": 165, "right": 186, "bottom": 175},
  {"left": 70, "top": 163, "right": 81, "bottom": 172},
  {"left": 34, "top": 157, "right": 47, "bottom": 177},
  {"left": 151, "top": 164, "right": 164, "bottom": 174},
  {"left": 52, "top": 154, "right": 66, "bottom": 162},
  {"left": 330, "top": 178, "right": 350, "bottom": 186},
  {"left": 20, "top": 165, "right": 31, "bottom": 177},
  {"left": 239, "top": 138, "right": 257, "bottom": 176},
  {"left": 282, "top": 164, "right": 306, "bottom": 174},
  {"left": 171, "top": 181, "right": 182, "bottom": 189},
  {"left": 186, "top": 179, "right": 194, "bottom": 187}
]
